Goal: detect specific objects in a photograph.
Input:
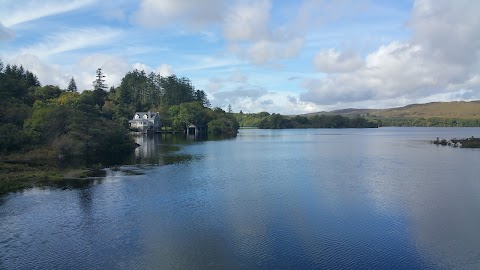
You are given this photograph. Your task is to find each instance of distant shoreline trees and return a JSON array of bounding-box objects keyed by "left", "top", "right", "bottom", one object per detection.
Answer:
[{"left": 235, "top": 112, "right": 378, "bottom": 129}]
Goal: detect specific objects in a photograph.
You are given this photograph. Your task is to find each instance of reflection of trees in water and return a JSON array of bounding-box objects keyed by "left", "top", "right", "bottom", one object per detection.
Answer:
[
  {"left": 132, "top": 133, "right": 234, "bottom": 166},
  {"left": 133, "top": 134, "right": 196, "bottom": 165},
  {"left": 78, "top": 187, "right": 93, "bottom": 214}
]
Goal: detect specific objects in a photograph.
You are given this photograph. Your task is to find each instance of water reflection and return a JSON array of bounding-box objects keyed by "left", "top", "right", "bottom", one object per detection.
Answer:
[
  {"left": 133, "top": 134, "right": 196, "bottom": 165},
  {"left": 1, "top": 128, "right": 479, "bottom": 269}
]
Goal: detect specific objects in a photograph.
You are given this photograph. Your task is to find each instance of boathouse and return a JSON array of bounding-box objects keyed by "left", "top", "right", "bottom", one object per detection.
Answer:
[{"left": 186, "top": 123, "right": 207, "bottom": 136}]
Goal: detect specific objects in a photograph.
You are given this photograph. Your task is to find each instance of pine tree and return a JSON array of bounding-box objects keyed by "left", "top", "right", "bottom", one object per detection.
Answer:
[
  {"left": 67, "top": 77, "right": 78, "bottom": 92},
  {"left": 228, "top": 104, "right": 232, "bottom": 113},
  {"left": 92, "top": 68, "right": 107, "bottom": 91}
]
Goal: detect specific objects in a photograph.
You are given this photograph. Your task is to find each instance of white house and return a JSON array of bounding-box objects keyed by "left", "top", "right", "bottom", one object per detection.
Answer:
[{"left": 129, "top": 111, "right": 161, "bottom": 133}]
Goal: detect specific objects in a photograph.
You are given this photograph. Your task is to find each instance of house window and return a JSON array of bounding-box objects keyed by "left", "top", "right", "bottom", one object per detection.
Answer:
[
  {"left": 135, "top": 114, "right": 140, "bottom": 119},
  {"left": 143, "top": 114, "right": 148, "bottom": 119}
]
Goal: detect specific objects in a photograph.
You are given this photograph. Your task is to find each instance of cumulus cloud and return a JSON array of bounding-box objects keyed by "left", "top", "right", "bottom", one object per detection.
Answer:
[
  {"left": 224, "top": 0, "right": 306, "bottom": 65},
  {"left": 314, "top": 48, "right": 363, "bottom": 73},
  {"left": 75, "top": 54, "right": 131, "bottom": 90},
  {"left": 301, "top": 0, "right": 480, "bottom": 107},
  {"left": 11, "top": 54, "right": 69, "bottom": 88},
  {"left": 206, "top": 71, "right": 248, "bottom": 92},
  {"left": 8, "top": 53, "right": 175, "bottom": 92},
  {"left": 130, "top": 0, "right": 317, "bottom": 65},
  {"left": 156, "top": 64, "right": 174, "bottom": 77},
  {"left": 131, "top": 0, "right": 225, "bottom": 29},
  {"left": 410, "top": 0, "right": 480, "bottom": 66},
  {"left": 213, "top": 86, "right": 267, "bottom": 105},
  {"left": 260, "top": 99, "right": 274, "bottom": 106},
  {"left": 223, "top": 0, "right": 271, "bottom": 42},
  {"left": 130, "top": 63, "right": 174, "bottom": 77},
  {"left": 210, "top": 83, "right": 321, "bottom": 114}
]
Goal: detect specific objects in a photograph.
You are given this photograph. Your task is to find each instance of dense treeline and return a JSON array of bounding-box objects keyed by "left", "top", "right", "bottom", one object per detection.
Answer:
[
  {"left": 0, "top": 63, "right": 135, "bottom": 163},
  {"left": 0, "top": 59, "right": 238, "bottom": 163},
  {"left": 235, "top": 112, "right": 377, "bottom": 129},
  {"left": 112, "top": 69, "right": 236, "bottom": 135},
  {"left": 371, "top": 117, "right": 480, "bottom": 127}
]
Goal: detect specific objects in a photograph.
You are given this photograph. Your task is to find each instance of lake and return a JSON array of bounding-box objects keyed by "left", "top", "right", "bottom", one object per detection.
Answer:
[{"left": 1, "top": 128, "right": 480, "bottom": 269}]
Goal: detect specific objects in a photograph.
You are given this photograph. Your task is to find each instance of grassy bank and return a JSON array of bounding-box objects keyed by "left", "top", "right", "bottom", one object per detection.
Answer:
[
  {"left": 0, "top": 147, "right": 108, "bottom": 195},
  {"left": 0, "top": 162, "right": 66, "bottom": 195}
]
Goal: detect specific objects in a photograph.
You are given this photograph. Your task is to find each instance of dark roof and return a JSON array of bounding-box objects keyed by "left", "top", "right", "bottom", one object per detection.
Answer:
[{"left": 133, "top": 112, "right": 159, "bottom": 120}]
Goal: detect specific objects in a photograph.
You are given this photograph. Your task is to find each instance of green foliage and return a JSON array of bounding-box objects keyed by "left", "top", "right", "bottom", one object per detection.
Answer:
[
  {"left": 28, "top": 85, "right": 62, "bottom": 102},
  {"left": 93, "top": 68, "right": 107, "bottom": 91},
  {"left": 161, "top": 75, "right": 196, "bottom": 107},
  {"left": 169, "top": 102, "right": 212, "bottom": 131},
  {"left": 0, "top": 60, "right": 232, "bottom": 175},
  {"left": 0, "top": 124, "right": 26, "bottom": 153},
  {"left": 0, "top": 64, "right": 40, "bottom": 100},
  {"left": 372, "top": 117, "right": 480, "bottom": 127},
  {"left": 208, "top": 109, "right": 239, "bottom": 135},
  {"left": 67, "top": 77, "right": 78, "bottom": 92},
  {"left": 235, "top": 112, "right": 377, "bottom": 129}
]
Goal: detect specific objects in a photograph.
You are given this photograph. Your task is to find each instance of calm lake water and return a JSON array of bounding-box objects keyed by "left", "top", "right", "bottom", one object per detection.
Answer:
[{"left": 1, "top": 127, "right": 480, "bottom": 269}]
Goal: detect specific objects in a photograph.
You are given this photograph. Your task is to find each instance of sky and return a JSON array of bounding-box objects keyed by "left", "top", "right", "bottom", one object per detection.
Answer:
[{"left": 1, "top": 0, "right": 479, "bottom": 114}]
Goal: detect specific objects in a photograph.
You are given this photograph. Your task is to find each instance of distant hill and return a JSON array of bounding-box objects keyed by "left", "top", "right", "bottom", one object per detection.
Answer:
[{"left": 305, "top": 101, "right": 480, "bottom": 119}]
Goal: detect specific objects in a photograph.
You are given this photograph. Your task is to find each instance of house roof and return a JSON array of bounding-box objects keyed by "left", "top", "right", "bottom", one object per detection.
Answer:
[
  {"left": 134, "top": 112, "right": 158, "bottom": 117},
  {"left": 132, "top": 112, "right": 160, "bottom": 120}
]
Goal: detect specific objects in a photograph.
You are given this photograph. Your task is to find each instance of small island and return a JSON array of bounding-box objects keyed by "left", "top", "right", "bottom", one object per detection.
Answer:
[{"left": 433, "top": 137, "right": 480, "bottom": 148}]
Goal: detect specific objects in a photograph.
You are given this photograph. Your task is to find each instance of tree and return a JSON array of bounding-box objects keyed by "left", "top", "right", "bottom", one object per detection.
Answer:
[
  {"left": 169, "top": 102, "right": 211, "bottom": 131},
  {"left": 93, "top": 68, "right": 107, "bottom": 91},
  {"left": 194, "top": 90, "right": 210, "bottom": 107},
  {"left": 227, "top": 104, "right": 232, "bottom": 113},
  {"left": 67, "top": 77, "right": 78, "bottom": 92}
]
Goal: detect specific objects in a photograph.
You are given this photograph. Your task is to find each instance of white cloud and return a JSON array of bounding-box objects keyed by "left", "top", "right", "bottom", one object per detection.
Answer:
[
  {"left": 223, "top": 0, "right": 271, "bottom": 42},
  {"left": 0, "top": 23, "right": 15, "bottom": 41},
  {"left": 1, "top": 0, "right": 94, "bottom": 27},
  {"left": 410, "top": 0, "right": 480, "bottom": 66},
  {"left": 131, "top": 62, "right": 173, "bottom": 77},
  {"left": 300, "top": 0, "right": 480, "bottom": 108},
  {"left": 75, "top": 54, "right": 130, "bottom": 90},
  {"left": 11, "top": 54, "right": 69, "bottom": 88},
  {"left": 229, "top": 71, "right": 247, "bottom": 83},
  {"left": 206, "top": 71, "right": 248, "bottom": 92},
  {"left": 130, "top": 0, "right": 314, "bottom": 66},
  {"left": 132, "top": 63, "right": 153, "bottom": 72},
  {"left": 156, "top": 64, "right": 173, "bottom": 77},
  {"left": 131, "top": 0, "right": 225, "bottom": 29},
  {"left": 314, "top": 48, "right": 363, "bottom": 73},
  {"left": 19, "top": 27, "right": 123, "bottom": 60},
  {"left": 223, "top": 1, "right": 309, "bottom": 65},
  {"left": 104, "top": 9, "right": 127, "bottom": 22},
  {"left": 212, "top": 87, "right": 321, "bottom": 114}
]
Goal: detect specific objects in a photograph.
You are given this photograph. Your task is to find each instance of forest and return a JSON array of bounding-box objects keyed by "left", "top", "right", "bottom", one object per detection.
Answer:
[
  {"left": 0, "top": 59, "right": 239, "bottom": 159},
  {"left": 235, "top": 112, "right": 378, "bottom": 129},
  {"left": 0, "top": 59, "right": 239, "bottom": 193}
]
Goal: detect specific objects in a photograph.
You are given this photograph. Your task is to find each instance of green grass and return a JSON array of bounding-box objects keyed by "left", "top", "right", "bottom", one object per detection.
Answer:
[{"left": 0, "top": 162, "right": 66, "bottom": 195}]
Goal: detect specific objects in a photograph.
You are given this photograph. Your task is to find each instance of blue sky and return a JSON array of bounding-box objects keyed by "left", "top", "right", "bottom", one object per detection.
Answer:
[{"left": 1, "top": 0, "right": 479, "bottom": 114}]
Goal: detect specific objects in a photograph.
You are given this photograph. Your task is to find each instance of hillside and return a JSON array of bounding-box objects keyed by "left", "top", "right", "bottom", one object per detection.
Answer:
[{"left": 306, "top": 101, "right": 480, "bottom": 119}]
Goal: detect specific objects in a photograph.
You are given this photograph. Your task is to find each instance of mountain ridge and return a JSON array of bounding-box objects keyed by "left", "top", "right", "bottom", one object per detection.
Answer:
[{"left": 303, "top": 101, "right": 480, "bottom": 119}]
